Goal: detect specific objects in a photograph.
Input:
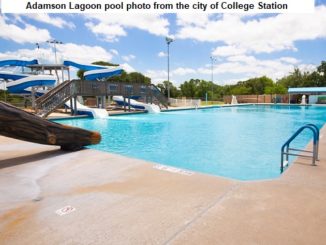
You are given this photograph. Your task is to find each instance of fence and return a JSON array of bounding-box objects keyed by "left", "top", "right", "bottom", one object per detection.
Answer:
[
  {"left": 223, "top": 94, "right": 290, "bottom": 104},
  {"left": 169, "top": 98, "right": 201, "bottom": 107}
]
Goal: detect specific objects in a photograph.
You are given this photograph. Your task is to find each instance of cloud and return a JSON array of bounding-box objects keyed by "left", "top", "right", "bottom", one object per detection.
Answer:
[
  {"left": 0, "top": 15, "right": 51, "bottom": 44},
  {"left": 57, "top": 43, "right": 114, "bottom": 64},
  {"left": 145, "top": 54, "right": 316, "bottom": 85},
  {"left": 22, "top": 14, "right": 75, "bottom": 29},
  {"left": 177, "top": 6, "right": 326, "bottom": 54},
  {"left": 0, "top": 43, "right": 115, "bottom": 65},
  {"left": 122, "top": 54, "right": 135, "bottom": 62},
  {"left": 158, "top": 51, "right": 167, "bottom": 57},
  {"left": 200, "top": 55, "right": 316, "bottom": 84},
  {"left": 172, "top": 67, "right": 196, "bottom": 76},
  {"left": 85, "top": 22, "right": 126, "bottom": 42},
  {"left": 176, "top": 13, "right": 211, "bottom": 27},
  {"left": 120, "top": 63, "right": 136, "bottom": 73},
  {"left": 145, "top": 67, "right": 197, "bottom": 84},
  {"left": 85, "top": 14, "right": 169, "bottom": 42},
  {"left": 110, "top": 49, "right": 119, "bottom": 56},
  {"left": 145, "top": 69, "right": 167, "bottom": 84},
  {"left": 212, "top": 45, "right": 247, "bottom": 57},
  {"left": 279, "top": 57, "right": 300, "bottom": 64}
]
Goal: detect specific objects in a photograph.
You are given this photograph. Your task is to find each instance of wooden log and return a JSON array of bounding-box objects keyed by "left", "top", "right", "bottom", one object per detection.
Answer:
[{"left": 0, "top": 102, "right": 101, "bottom": 151}]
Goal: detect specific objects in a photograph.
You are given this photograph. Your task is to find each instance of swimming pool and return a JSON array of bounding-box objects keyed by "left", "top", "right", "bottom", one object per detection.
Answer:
[{"left": 55, "top": 105, "right": 326, "bottom": 180}]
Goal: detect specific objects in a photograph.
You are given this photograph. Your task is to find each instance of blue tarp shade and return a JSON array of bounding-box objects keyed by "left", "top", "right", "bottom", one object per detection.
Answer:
[
  {"left": 288, "top": 87, "right": 326, "bottom": 94},
  {"left": 0, "top": 59, "right": 38, "bottom": 67}
]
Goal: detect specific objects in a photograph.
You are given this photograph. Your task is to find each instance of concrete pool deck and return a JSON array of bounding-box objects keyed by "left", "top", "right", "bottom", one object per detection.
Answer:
[{"left": 1, "top": 127, "right": 326, "bottom": 244}]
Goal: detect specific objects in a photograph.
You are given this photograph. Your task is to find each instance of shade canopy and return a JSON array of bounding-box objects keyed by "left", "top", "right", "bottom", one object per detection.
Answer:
[{"left": 288, "top": 87, "right": 326, "bottom": 94}]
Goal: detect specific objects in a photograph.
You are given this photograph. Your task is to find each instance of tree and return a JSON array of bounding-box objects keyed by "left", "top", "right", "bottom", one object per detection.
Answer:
[
  {"left": 157, "top": 81, "right": 180, "bottom": 98},
  {"left": 127, "top": 72, "right": 151, "bottom": 84},
  {"left": 180, "top": 79, "right": 200, "bottom": 98},
  {"left": 264, "top": 84, "right": 287, "bottom": 94},
  {"left": 92, "top": 61, "right": 119, "bottom": 67},
  {"left": 77, "top": 69, "right": 85, "bottom": 79},
  {"left": 230, "top": 85, "right": 251, "bottom": 95},
  {"left": 317, "top": 61, "right": 326, "bottom": 78}
]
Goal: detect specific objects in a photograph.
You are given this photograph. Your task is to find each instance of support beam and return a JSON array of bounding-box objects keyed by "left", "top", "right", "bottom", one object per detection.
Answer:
[{"left": 74, "top": 96, "right": 77, "bottom": 115}]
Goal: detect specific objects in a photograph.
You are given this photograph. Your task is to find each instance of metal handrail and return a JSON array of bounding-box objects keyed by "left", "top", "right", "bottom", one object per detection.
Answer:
[
  {"left": 35, "top": 80, "right": 169, "bottom": 117},
  {"left": 281, "top": 124, "right": 319, "bottom": 173},
  {"left": 306, "top": 123, "right": 319, "bottom": 160},
  {"left": 36, "top": 80, "right": 73, "bottom": 104}
]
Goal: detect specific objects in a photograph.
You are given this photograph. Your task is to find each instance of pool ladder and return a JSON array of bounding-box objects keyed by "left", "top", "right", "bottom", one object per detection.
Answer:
[{"left": 281, "top": 124, "right": 319, "bottom": 173}]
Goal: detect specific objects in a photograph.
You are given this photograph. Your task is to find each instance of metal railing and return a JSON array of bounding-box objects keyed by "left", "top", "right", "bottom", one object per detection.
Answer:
[
  {"left": 36, "top": 80, "right": 75, "bottom": 117},
  {"left": 169, "top": 98, "right": 201, "bottom": 107},
  {"left": 35, "top": 80, "right": 169, "bottom": 117},
  {"left": 281, "top": 124, "right": 319, "bottom": 173}
]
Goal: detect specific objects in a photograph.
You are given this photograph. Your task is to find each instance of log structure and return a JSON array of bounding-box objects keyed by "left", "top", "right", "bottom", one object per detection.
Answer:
[{"left": 0, "top": 102, "right": 101, "bottom": 150}]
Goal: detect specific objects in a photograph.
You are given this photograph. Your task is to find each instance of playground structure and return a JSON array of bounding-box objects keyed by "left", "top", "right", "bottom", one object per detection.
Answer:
[
  {"left": 0, "top": 59, "right": 168, "bottom": 118},
  {"left": 0, "top": 58, "right": 168, "bottom": 149}
]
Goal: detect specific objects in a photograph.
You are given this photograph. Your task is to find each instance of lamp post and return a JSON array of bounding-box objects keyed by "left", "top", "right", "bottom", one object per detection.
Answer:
[
  {"left": 210, "top": 56, "right": 216, "bottom": 101},
  {"left": 210, "top": 56, "right": 217, "bottom": 83},
  {"left": 47, "top": 39, "right": 63, "bottom": 64},
  {"left": 166, "top": 37, "right": 173, "bottom": 102}
]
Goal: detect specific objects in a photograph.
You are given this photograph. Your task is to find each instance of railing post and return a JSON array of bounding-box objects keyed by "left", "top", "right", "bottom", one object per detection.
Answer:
[
  {"left": 281, "top": 152, "right": 284, "bottom": 173},
  {"left": 307, "top": 124, "right": 319, "bottom": 161},
  {"left": 280, "top": 124, "right": 319, "bottom": 173}
]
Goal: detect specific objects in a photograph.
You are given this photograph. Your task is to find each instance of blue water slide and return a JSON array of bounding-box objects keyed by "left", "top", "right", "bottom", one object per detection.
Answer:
[
  {"left": 112, "top": 96, "right": 160, "bottom": 113},
  {"left": 63, "top": 60, "right": 123, "bottom": 80},
  {"left": 7, "top": 76, "right": 56, "bottom": 93},
  {"left": 0, "top": 72, "right": 26, "bottom": 80},
  {"left": 63, "top": 60, "right": 105, "bottom": 71},
  {"left": 0, "top": 59, "right": 38, "bottom": 67},
  {"left": 0, "top": 72, "right": 56, "bottom": 94},
  {"left": 84, "top": 68, "right": 123, "bottom": 80}
]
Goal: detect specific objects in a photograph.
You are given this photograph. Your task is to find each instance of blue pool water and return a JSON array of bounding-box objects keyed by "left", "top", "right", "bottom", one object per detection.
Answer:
[{"left": 55, "top": 105, "right": 326, "bottom": 180}]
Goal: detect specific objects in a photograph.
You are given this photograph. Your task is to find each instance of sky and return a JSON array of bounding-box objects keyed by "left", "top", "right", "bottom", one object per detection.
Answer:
[{"left": 0, "top": 1, "right": 325, "bottom": 87}]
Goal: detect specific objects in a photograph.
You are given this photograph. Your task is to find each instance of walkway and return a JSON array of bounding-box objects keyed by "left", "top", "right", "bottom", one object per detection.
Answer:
[{"left": 0, "top": 127, "right": 326, "bottom": 244}]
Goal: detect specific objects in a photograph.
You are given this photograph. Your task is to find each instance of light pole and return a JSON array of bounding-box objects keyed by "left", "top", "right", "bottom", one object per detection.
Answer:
[
  {"left": 210, "top": 56, "right": 216, "bottom": 101},
  {"left": 47, "top": 39, "right": 63, "bottom": 64},
  {"left": 210, "top": 56, "right": 217, "bottom": 84},
  {"left": 166, "top": 37, "right": 173, "bottom": 102}
]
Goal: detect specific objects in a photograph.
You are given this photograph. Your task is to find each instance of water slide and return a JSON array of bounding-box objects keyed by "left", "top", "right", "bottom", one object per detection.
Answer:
[
  {"left": 65, "top": 99, "right": 109, "bottom": 118},
  {"left": 113, "top": 95, "right": 160, "bottom": 113},
  {"left": 0, "top": 59, "right": 56, "bottom": 94},
  {"left": 63, "top": 60, "right": 122, "bottom": 80},
  {"left": 63, "top": 61, "right": 123, "bottom": 118}
]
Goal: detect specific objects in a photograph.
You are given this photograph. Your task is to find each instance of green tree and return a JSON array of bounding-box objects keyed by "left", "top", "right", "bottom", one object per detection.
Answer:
[
  {"left": 230, "top": 85, "right": 252, "bottom": 95},
  {"left": 157, "top": 81, "right": 180, "bottom": 98},
  {"left": 77, "top": 69, "right": 85, "bottom": 79},
  {"left": 317, "top": 61, "right": 326, "bottom": 78},
  {"left": 92, "top": 61, "right": 119, "bottom": 67},
  {"left": 180, "top": 79, "right": 200, "bottom": 98},
  {"left": 264, "top": 84, "right": 287, "bottom": 94}
]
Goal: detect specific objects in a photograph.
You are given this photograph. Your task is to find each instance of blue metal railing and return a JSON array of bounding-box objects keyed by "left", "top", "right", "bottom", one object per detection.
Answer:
[{"left": 281, "top": 124, "right": 319, "bottom": 173}]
